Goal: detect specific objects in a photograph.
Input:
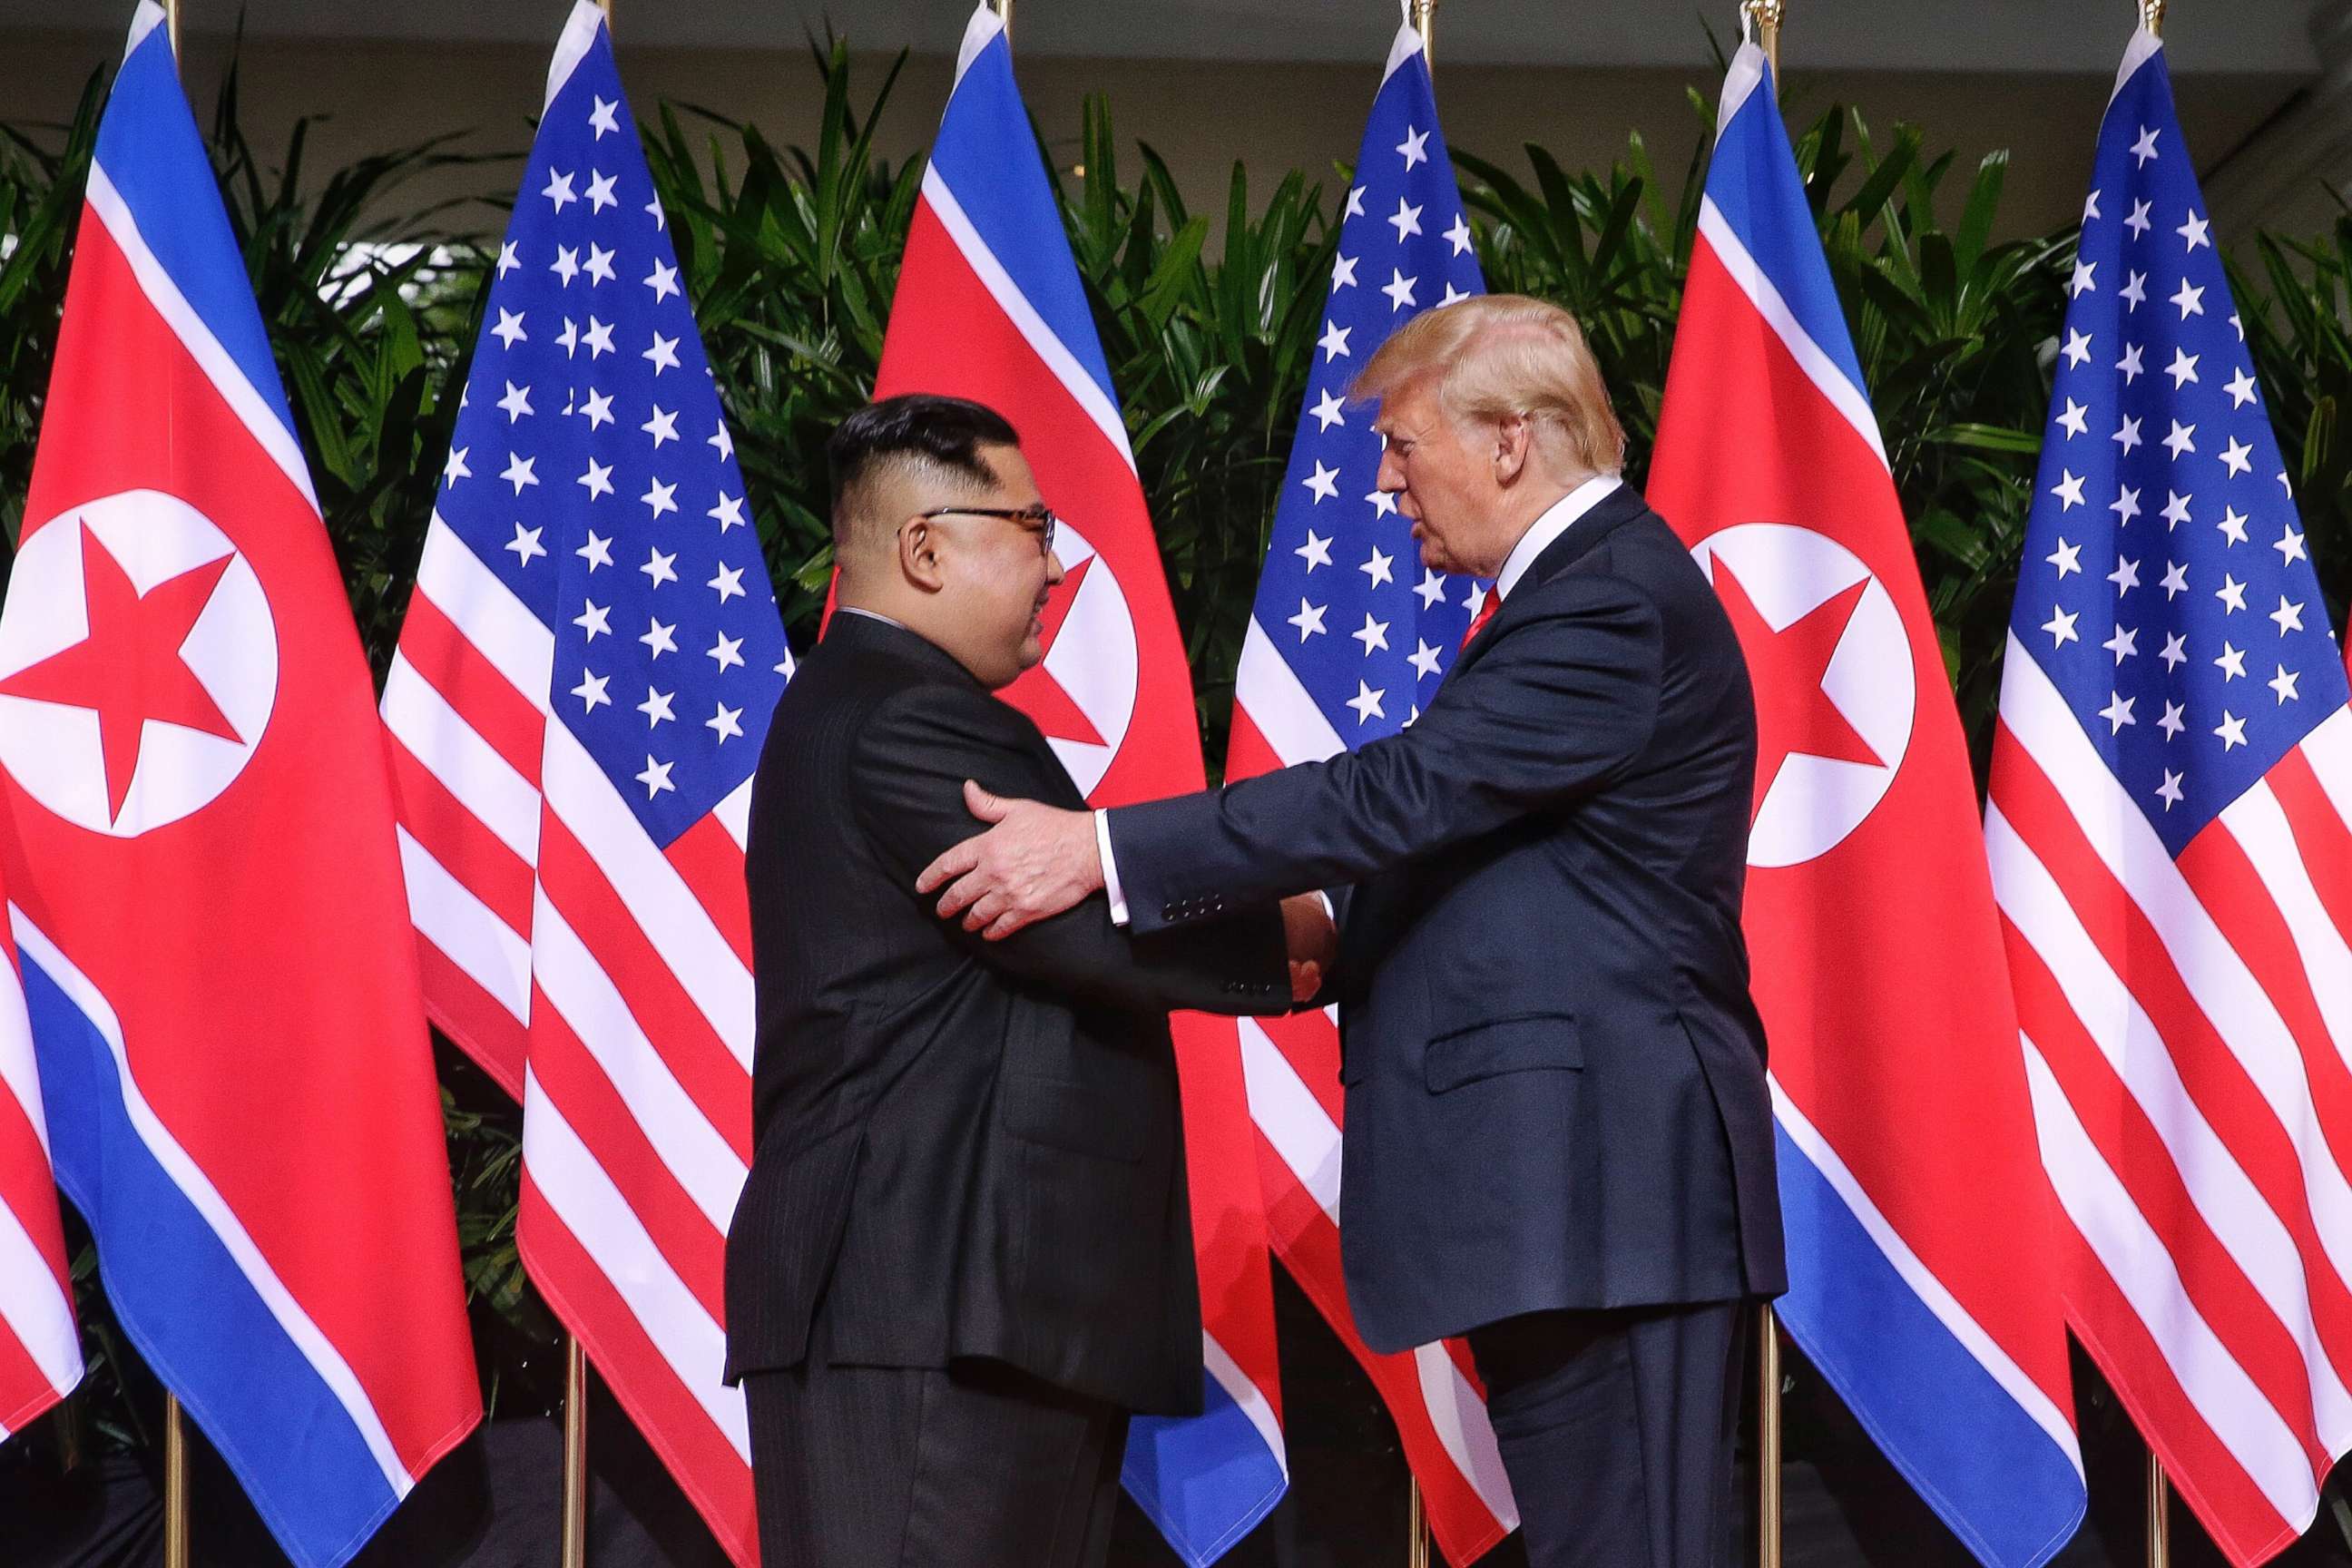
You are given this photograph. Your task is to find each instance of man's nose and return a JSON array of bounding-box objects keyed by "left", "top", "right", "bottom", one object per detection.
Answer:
[{"left": 1044, "top": 549, "right": 1066, "bottom": 585}]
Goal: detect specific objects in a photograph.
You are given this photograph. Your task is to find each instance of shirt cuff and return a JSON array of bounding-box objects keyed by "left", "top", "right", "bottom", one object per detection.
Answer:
[{"left": 1095, "top": 809, "right": 1130, "bottom": 927}]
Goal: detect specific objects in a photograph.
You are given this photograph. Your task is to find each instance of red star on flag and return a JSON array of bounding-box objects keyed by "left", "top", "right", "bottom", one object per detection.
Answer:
[
  {"left": 0, "top": 523, "right": 243, "bottom": 822},
  {"left": 1711, "top": 562, "right": 1884, "bottom": 823},
  {"left": 1000, "top": 554, "right": 1106, "bottom": 748}
]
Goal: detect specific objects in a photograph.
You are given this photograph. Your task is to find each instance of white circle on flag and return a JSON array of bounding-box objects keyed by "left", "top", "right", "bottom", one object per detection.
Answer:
[
  {"left": 0, "top": 490, "right": 279, "bottom": 838},
  {"left": 1026, "top": 520, "right": 1137, "bottom": 798},
  {"left": 1690, "top": 522, "right": 1915, "bottom": 869}
]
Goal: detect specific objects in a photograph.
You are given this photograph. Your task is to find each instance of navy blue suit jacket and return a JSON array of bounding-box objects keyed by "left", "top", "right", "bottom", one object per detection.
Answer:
[{"left": 1107, "top": 485, "right": 1787, "bottom": 1354}]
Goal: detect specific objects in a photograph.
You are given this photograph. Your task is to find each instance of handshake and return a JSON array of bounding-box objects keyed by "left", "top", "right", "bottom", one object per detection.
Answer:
[{"left": 1279, "top": 893, "right": 1338, "bottom": 1005}]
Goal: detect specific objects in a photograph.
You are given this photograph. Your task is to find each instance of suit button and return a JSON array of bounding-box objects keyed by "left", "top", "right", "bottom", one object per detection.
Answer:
[{"left": 1162, "top": 903, "right": 1179, "bottom": 920}]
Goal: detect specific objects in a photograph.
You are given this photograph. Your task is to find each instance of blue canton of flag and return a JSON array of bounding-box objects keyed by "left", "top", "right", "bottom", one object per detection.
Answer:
[
  {"left": 1252, "top": 28, "right": 1486, "bottom": 738},
  {"left": 433, "top": 26, "right": 789, "bottom": 836},
  {"left": 2013, "top": 37, "right": 2350, "bottom": 846}
]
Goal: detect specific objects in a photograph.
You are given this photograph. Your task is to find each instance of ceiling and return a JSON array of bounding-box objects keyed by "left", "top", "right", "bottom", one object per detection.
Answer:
[{"left": 6, "top": 0, "right": 2326, "bottom": 74}]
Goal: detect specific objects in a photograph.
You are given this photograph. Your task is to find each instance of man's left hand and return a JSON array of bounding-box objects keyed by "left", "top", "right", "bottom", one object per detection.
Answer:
[{"left": 916, "top": 780, "right": 1102, "bottom": 939}]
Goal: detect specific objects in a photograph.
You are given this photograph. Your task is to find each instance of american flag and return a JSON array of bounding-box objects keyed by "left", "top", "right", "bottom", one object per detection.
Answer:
[
  {"left": 1985, "top": 26, "right": 2352, "bottom": 1565},
  {"left": 0, "top": 875, "right": 77, "bottom": 1446},
  {"left": 381, "top": 5, "right": 787, "bottom": 1561},
  {"left": 1222, "top": 22, "right": 1515, "bottom": 1564}
]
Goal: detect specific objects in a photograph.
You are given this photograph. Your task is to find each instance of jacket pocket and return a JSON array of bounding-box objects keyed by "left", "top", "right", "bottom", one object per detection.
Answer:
[
  {"left": 999, "top": 1073, "right": 1152, "bottom": 1163},
  {"left": 1423, "top": 1013, "right": 1582, "bottom": 1093}
]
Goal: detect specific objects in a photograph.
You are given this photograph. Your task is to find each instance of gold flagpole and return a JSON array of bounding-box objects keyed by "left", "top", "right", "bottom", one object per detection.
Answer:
[
  {"left": 562, "top": 1338, "right": 590, "bottom": 1568},
  {"left": 993, "top": 0, "right": 1013, "bottom": 36},
  {"left": 157, "top": 9, "right": 192, "bottom": 1565},
  {"left": 1406, "top": 4, "right": 1438, "bottom": 1563},
  {"left": 1735, "top": 0, "right": 1787, "bottom": 1544},
  {"left": 2132, "top": 0, "right": 2169, "bottom": 1546},
  {"left": 551, "top": 42, "right": 612, "bottom": 1568},
  {"left": 1744, "top": 0, "right": 1784, "bottom": 82},
  {"left": 1756, "top": 1308, "right": 1782, "bottom": 1568},
  {"left": 163, "top": 1393, "right": 191, "bottom": 1568}
]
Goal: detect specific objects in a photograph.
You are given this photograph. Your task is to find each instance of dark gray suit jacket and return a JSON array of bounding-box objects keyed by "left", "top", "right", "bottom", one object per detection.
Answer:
[
  {"left": 723, "top": 612, "right": 1287, "bottom": 1415},
  {"left": 1108, "top": 485, "right": 1787, "bottom": 1354}
]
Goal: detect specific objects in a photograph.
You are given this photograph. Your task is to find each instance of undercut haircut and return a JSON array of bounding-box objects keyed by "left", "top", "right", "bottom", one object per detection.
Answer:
[
  {"left": 828, "top": 395, "right": 1022, "bottom": 556},
  {"left": 1350, "top": 294, "right": 1627, "bottom": 478}
]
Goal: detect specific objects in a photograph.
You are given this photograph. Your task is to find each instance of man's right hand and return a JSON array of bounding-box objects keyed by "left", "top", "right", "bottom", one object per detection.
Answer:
[{"left": 1281, "top": 893, "right": 1338, "bottom": 1004}]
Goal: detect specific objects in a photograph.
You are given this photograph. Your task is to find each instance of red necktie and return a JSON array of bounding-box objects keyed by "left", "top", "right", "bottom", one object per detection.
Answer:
[{"left": 1459, "top": 591, "right": 1498, "bottom": 652}]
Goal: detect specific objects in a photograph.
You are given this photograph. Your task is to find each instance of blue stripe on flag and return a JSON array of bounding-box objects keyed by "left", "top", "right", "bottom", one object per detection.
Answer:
[
  {"left": 25, "top": 952, "right": 400, "bottom": 1568},
  {"left": 1707, "top": 73, "right": 1871, "bottom": 409},
  {"left": 1774, "top": 1123, "right": 2086, "bottom": 1568},
  {"left": 1123, "top": 1370, "right": 1288, "bottom": 1568},
  {"left": 926, "top": 28, "right": 1121, "bottom": 409},
  {"left": 93, "top": 24, "right": 298, "bottom": 445}
]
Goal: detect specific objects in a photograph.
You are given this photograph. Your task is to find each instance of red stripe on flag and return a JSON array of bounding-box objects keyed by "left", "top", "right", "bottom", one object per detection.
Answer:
[
  {"left": 518, "top": 1175, "right": 755, "bottom": 1568},
  {"left": 1256, "top": 1135, "right": 1509, "bottom": 1565},
  {"left": 2061, "top": 1222, "right": 2302, "bottom": 1565},
  {"left": 416, "top": 936, "right": 530, "bottom": 1101},
  {"left": 2004, "top": 924, "right": 2332, "bottom": 1469},
  {"left": 0, "top": 1318, "right": 62, "bottom": 1436},
  {"left": 387, "top": 736, "right": 537, "bottom": 938},
  {"left": 1990, "top": 736, "right": 2352, "bottom": 1357},
  {"left": 662, "top": 812, "right": 754, "bottom": 973},
  {"left": 399, "top": 591, "right": 546, "bottom": 786},
  {"left": 2269, "top": 750, "right": 2352, "bottom": 956},
  {"left": 538, "top": 815, "right": 753, "bottom": 1161},
  {"left": 1250, "top": 1008, "right": 1347, "bottom": 1132},
  {"left": 2175, "top": 820, "right": 2352, "bottom": 1187},
  {"left": 1225, "top": 701, "right": 1288, "bottom": 783},
  {"left": 526, "top": 995, "right": 728, "bottom": 1324},
  {"left": 0, "top": 1098, "right": 68, "bottom": 1301}
]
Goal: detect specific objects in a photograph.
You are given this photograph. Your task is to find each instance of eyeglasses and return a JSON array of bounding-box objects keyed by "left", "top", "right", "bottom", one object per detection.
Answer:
[{"left": 914, "top": 504, "right": 1058, "bottom": 557}]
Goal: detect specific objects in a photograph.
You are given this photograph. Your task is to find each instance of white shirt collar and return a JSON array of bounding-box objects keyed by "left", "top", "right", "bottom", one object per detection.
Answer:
[
  {"left": 1493, "top": 474, "right": 1623, "bottom": 603},
  {"left": 836, "top": 604, "right": 909, "bottom": 632}
]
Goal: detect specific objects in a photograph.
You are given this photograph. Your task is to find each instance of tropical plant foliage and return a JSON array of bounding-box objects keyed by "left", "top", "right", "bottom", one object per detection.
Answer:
[{"left": 4, "top": 28, "right": 2352, "bottom": 1469}]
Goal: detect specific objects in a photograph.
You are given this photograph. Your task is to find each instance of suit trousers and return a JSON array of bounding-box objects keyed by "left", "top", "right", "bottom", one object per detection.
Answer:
[
  {"left": 1466, "top": 1300, "right": 1748, "bottom": 1568},
  {"left": 743, "top": 1353, "right": 1128, "bottom": 1568}
]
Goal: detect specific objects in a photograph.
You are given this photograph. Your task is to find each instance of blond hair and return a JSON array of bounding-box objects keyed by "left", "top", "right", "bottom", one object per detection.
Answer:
[{"left": 1350, "top": 294, "right": 1626, "bottom": 477}]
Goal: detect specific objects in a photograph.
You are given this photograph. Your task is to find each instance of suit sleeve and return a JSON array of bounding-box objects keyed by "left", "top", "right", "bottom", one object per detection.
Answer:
[
  {"left": 850, "top": 682, "right": 1290, "bottom": 1014},
  {"left": 1109, "top": 571, "right": 1663, "bottom": 936}
]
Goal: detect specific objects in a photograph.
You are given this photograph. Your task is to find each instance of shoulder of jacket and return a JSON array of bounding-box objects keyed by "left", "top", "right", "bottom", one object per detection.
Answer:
[
  {"left": 859, "top": 676, "right": 1037, "bottom": 754},
  {"left": 1508, "top": 557, "right": 1666, "bottom": 632}
]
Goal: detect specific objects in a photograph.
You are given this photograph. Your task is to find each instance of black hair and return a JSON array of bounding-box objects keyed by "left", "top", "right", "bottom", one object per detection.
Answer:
[{"left": 828, "top": 394, "right": 1022, "bottom": 549}]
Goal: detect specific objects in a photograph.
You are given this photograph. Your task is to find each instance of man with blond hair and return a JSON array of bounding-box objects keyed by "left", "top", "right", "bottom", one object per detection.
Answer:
[{"left": 914, "top": 297, "right": 1786, "bottom": 1567}]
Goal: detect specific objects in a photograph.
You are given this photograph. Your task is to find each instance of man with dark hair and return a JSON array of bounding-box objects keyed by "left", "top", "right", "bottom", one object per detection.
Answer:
[{"left": 723, "top": 393, "right": 1325, "bottom": 1568}]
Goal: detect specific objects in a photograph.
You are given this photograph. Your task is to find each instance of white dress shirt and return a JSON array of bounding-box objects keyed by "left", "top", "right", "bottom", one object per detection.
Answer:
[{"left": 1100, "top": 472, "right": 1623, "bottom": 927}]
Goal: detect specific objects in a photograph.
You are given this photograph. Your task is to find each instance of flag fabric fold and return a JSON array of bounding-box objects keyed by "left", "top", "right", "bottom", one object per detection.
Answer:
[
  {"left": 1220, "top": 20, "right": 1517, "bottom": 1566},
  {"left": 382, "top": 4, "right": 790, "bottom": 1560},
  {"left": 1648, "top": 36, "right": 2087, "bottom": 1568},
  {"left": 870, "top": 6, "right": 1288, "bottom": 1560},
  {"left": 0, "top": 862, "right": 79, "bottom": 1446},
  {"left": 0, "top": 5, "right": 479, "bottom": 1563},
  {"left": 1986, "top": 27, "right": 2352, "bottom": 1565}
]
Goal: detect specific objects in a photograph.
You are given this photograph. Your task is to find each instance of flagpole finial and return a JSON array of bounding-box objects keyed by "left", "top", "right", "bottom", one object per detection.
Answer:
[
  {"left": 1410, "top": 0, "right": 1436, "bottom": 64},
  {"left": 2140, "top": 0, "right": 2164, "bottom": 36},
  {"left": 1742, "top": 0, "right": 1784, "bottom": 83}
]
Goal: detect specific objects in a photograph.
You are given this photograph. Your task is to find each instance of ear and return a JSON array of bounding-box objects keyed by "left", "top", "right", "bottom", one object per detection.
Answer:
[
  {"left": 898, "top": 516, "right": 948, "bottom": 593},
  {"left": 1492, "top": 414, "right": 1533, "bottom": 486}
]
